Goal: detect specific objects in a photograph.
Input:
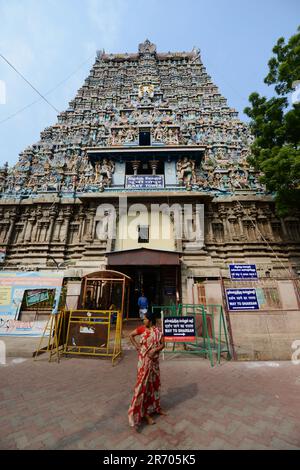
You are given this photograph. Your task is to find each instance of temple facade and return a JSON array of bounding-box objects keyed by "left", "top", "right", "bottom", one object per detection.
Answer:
[{"left": 1, "top": 40, "right": 300, "bottom": 359}]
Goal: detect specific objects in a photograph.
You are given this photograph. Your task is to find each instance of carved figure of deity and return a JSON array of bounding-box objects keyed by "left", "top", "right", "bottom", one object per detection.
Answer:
[
  {"left": 153, "top": 125, "right": 164, "bottom": 142},
  {"left": 124, "top": 127, "right": 137, "bottom": 143},
  {"left": 167, "top": 128, "right": 179, "bottom": 145},
  {"left": 95, "top": 158, "right": 115, "bottom": 190},
  {"left": 66, "top": 154, "right": 78, "bottom": 172},
  {"left": 176, "top": 157, "right": 196, "bottom": 189},
  {"left": 230, "top": 170, "right": 249, "bottom": 190},
  {"left": 43, "top": 157, "right": 51, "bottom": 174}
]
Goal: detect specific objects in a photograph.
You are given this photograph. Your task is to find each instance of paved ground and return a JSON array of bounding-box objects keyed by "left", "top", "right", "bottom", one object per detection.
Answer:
[{"left": 1, "top": 345, "right": 300, "bottom": 450}]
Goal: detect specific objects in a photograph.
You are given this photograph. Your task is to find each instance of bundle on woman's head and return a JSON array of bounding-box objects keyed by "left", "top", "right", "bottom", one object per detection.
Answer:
[{"left": 145, "top": 311, "right": 157, "bottom": 325}]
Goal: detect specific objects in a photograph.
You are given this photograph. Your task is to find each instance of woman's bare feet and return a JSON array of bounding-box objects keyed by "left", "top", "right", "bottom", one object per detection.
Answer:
[
  {"left": 145, "top": 414, "right": 156, "bottom": 425},
  {"left": 158, "top": 409, "right": 168, "bottom": 416}
]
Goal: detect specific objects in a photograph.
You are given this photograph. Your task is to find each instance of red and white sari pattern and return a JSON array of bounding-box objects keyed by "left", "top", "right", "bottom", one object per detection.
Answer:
[{"left": 128, "top": 326, "right": 162, "bottom": 427}]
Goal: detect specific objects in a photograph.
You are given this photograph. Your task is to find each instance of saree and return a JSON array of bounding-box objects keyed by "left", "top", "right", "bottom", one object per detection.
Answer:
[{"left": 128, "top": 326, "right": 162, "bottom": 427}]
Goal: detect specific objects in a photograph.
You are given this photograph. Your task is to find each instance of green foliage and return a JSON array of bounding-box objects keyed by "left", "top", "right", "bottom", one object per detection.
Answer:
[
  {"left": 264, "top": 26, "right": 300, "bottom": 95},
  {"left": 244, "top": 26, "right": 300, "bottom": 215}
]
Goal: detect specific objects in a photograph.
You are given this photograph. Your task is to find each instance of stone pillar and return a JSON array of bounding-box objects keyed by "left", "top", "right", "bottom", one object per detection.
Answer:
[
  {"left": 32, "top": 209, "right": 43, "bottom": 242},
  {"left": 53, "top": 214, "right": 64, "bottom": 242},
  {"left": 25, "top": 216, "right": 36, "bottom": 242},
  {"left": 187, "top": 276, "right": 194, "bottom": 304},
  {"left": 5, "top": 213, "right": 17, "bottom": 244},
  {"left": 86, "top": 208, "right": 96, "bottom": 242},
  {"left": 219, "top": 207, "right": 229, "bottom": 241},
  {"left": 20, "top": 218, "right": 28, "bottom": 244},
  {"left": 60, "top": 209, "right": 72, "bottom": 243},
  {"left": 36, "top": 221, "right": 43, "bottom": 242},
  {"left": 78, "top": 214, "right": 85, "bottom": 242},
  {"left": 149, "top": 159, "right": 159, "bottom": 175},
  {"left": 0, "top": 222, "right": 9, "bottom": 243},
  {"left": 47, "top": 209, "right": 58, "bottom": 243},
  {"left": 238, "top": 217, "right": 245, "bottom": 239},
  {"left": 227, "top": 216, "right": 238, "bottom": 240},
  {"left": 206, "top": 213, "right": 214, "bottom": 242},
  {"left": 42, "top": 221, "right": 50, "bottom": 242},
  {"left": 131, "top": 160, "right": 140, "bottom": 176}
]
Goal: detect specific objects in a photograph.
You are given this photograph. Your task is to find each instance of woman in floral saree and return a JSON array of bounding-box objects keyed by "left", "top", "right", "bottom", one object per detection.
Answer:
[{"left": 128, "top": 311, "right": 166, "bottom": 428}]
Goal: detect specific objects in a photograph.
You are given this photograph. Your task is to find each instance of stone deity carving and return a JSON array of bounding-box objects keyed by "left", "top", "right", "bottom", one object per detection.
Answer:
[
  {"left": 95, "top": 158, "right": 115, "bottom": 191},
  {"left": 176, "top": 157, "right": 196, "bottom": 189}
]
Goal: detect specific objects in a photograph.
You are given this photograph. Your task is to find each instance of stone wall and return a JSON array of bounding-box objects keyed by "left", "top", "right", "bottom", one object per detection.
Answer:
[
  {"left": 0, "top": 195, "right": 299, "bottom": 271},
  {"left": 186, "top": 276, "right": 300, "bottom": 360}
]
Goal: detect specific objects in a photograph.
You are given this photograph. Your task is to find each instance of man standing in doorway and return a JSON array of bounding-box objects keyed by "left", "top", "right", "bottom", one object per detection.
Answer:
[{"left": 138, "top": 290, "right": 148, "bottom": 320}]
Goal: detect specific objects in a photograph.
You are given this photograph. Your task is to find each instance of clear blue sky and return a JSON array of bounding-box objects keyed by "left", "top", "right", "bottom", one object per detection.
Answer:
[{"left": 0, "top": 0, "right": 299, "bottom": 165}]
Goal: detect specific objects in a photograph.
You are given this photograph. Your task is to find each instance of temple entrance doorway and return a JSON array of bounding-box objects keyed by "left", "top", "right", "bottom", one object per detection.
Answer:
[
  {"left": 110, "top": 265, "right": 179, "bottom": 318},
  {"left": 106, "top": 248, "right": 181, "bottom": 319}
]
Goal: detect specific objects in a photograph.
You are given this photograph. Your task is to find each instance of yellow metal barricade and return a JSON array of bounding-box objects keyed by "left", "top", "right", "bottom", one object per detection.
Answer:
[
  {"left": 34, "top": 312, "right": 64, "bottom": 363},
  {"left": 63, "top": 309, "right": 122, "bottom": 365}
]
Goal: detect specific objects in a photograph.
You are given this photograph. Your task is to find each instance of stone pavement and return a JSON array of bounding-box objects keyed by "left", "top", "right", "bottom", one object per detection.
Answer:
[{"left": 0, "top": 350, "right": 300, "bottom": 450}]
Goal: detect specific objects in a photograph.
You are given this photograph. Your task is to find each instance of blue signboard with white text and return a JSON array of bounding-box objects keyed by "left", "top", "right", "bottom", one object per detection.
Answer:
[
  {"left": 229, "top": 264, "right": 258, "bottom": 280},
  {"left": 226, "top": 288, "right": 259, "bottom": 311},
  {"left": 126, "top": 175, "right": 164, "bottom": 189}
]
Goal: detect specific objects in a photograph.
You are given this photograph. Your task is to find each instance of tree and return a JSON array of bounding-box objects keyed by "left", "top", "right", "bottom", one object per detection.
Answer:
[{"left": 244, "top": 26, "right": 300, "bottom": 215}]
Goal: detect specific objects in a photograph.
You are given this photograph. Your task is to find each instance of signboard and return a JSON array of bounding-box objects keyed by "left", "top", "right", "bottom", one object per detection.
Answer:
[
  {"left": 26, "top": 289, "right": 49, "bottom": 306},
  {"left": 126, "top": 175, "right": 164, "bottom": 189},
  {"left": 229, "top": 264, "right": 258, "bottom": 280},
  {"left": 0, "top": 287, "right": 11, "bottom": 305},
  {"left": 163, "top": 316, "right": 196, "bottom": 342},
  {"left": 0, "top": 272, "right": 64, "bottom": 336},
  {"left": 226, "top": 288, "right": 259, "bottom": 311}
]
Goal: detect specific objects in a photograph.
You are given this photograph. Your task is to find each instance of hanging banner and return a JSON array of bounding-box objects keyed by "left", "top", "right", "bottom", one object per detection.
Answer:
[
  {"left": 229, "top": 264, "right": 258, "bottom": 280},
  {"left": 0, "top": 272, "right": 64, "bottom": 336}
]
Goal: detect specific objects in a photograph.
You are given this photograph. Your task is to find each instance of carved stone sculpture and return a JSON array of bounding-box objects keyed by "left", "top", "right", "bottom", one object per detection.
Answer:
[
  {"left": 95, "top": 158, "right": 115, "bottom": 191},
  {"left": 177, "top": 157, "right": 196, "bottom": 189}
]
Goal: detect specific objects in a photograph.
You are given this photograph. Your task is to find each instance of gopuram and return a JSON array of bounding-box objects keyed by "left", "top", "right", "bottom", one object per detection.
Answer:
[{"left": 0, "top": 40, "right": 299, "bottom": 359}]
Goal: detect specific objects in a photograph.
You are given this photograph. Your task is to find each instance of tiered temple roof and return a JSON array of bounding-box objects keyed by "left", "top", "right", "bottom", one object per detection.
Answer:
[{"left": 0, "top": 40, "right": 263, "bottom": 197}]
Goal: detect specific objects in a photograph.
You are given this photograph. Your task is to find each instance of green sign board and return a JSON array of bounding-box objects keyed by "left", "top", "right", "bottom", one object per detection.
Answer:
[{"left": 26, "top": 290, "right": 49, "bottom": 306}]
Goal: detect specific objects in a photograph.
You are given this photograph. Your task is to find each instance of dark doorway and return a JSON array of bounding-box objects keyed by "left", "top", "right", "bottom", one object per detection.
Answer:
[
  {"left": 110, "top": 265, "right": 179, "bottom": 317},
  {"left": 139, "top": 131, "right": 151, "bottom": 146}
]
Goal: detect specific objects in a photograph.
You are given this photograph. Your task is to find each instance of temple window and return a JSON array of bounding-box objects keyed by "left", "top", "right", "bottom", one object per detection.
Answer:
[{"left": 139, "top": 130, "right": 151, "bottom": 146}]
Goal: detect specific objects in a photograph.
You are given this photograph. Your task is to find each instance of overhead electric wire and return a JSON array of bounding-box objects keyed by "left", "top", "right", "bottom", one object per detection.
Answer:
[
  {"left": 0, "top": 54, "right": 94, "bottom": 125},
  {"left": 0, "top": 53, "right": 60, "bottom": 113},
  {"left": 0, "top": 54, "right": 95, "bottom": 125}
]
